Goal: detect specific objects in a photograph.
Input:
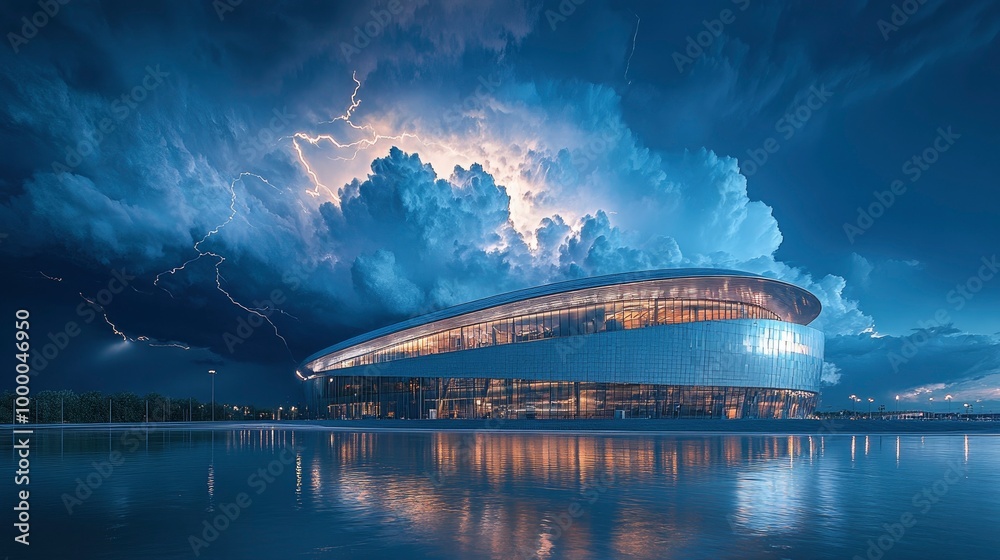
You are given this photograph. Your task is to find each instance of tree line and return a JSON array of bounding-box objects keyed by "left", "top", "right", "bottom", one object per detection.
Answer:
[{"left": 1, "top": 389, "right": 284, "bottom": 424}]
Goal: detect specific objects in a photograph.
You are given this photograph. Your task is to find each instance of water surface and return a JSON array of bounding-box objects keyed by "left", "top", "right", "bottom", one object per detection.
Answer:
[{"left": 3, "top": 427, "right": 998, "bottom": 559}]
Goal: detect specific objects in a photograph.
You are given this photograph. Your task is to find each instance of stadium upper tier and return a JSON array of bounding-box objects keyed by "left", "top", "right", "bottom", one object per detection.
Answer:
[{"left": 299, "top": 269, "right": 821, "bottom": 377}]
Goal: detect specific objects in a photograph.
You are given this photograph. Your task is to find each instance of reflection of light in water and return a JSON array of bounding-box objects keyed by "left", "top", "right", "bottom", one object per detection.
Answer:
[
  {"left": 965, "top": 435, "right": 969, "bottom": 463},
  {"left": 206, "top": 463, "right": 215, "bottom": 512},
  {"left": 207, "top": 431, "right": 215, "bottom": 512},
  {"left": 295, "top": 452, "right": 303, "bottom": 506},
  {"left": 735, "top": 465, "right": 804, "bottom": 534},
  {"left": 733, "top": 467, "right": 806, "bottom": 533},
  {"left": 865, "top": 435, "right": 870, "bottom": 456},
  {"left": 284, "top": 431, "right": 816, "bottom": 558},
  {"left": 851, "top": 436, "right": 856, "bottom": 462},
  {"left": 896, "top": 436, "right": 901, "bottom": 466},
  {"left": 729, "top": 437, "right": 810, "bottom": 535},
  {"left": 536, "top": 531, "right": 554, "bottom": 559},
  {"left": 310, "top": 461, "right": 322, "bottom": 493}
]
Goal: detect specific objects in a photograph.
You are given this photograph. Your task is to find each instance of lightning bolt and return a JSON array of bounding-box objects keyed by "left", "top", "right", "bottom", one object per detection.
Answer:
[
  {"left": 625, "top": 12, "right": 640, "bottom": 85},
  {"left": 80, "top": 296, "right": 191, "bottom": 350},
  {"left": 79, "top": 293, "right": 129, "bottom": 342},
  {"left": 149, "top": 342, "right": 192, "bottom": 350},
  {"left": 39, "top": 271, "right": 63, "bottom": 281},
  {"left": 155, "top": 172, "right": 295, "bottom": 360},
  {"left": 135, "top": 336, "right": 190, "bottom": 350},
  {"left": 289, "top": 71, "right": 472, "bottom": 203}
]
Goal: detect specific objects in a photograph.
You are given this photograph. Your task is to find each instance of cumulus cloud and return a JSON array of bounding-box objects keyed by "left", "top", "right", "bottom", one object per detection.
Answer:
[
  {"left": 849, "top": 253, "right": 873, "bottom": 288},
  {"left": 821, "top": 362, "right": 842, "bottom": 386},
  {"left": 6, "top": 0, "right": 966, "bottom": 393},
  {"left": 0, "top": 41, "right": 875, "bottom": 364},
  {"left": 293, "top": 73, "right": 872, "bottom": 338}
]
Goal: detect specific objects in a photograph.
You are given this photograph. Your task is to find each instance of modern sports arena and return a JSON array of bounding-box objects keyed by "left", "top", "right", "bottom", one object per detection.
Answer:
[{"left": 298, "top": 269, "right": 824, "bottom": 419}]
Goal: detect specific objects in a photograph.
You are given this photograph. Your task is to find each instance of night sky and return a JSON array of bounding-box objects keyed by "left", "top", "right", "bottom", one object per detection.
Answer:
[{"left": 1, "top": 0, "right": 997, "bottom": 410}]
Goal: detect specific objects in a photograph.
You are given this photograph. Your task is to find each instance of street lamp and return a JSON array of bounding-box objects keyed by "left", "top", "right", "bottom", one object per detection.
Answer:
[
  {"left": 928, "top": 397, "right": 934, "bottom": 418},
  {"left": 867, "top": 397, "right": 874, "bottom": 419},
  {"left": 850, "top": 394, "right": 857, "bottom": 416},
  {"left": 209, "top": 369, "right": 217, "bottom": 421},
  {"left": 945, "top": 394, "right": 953, "bottom": 416},
  {"left": 895, "top": 395, "right": 899, "bottom": 417}
]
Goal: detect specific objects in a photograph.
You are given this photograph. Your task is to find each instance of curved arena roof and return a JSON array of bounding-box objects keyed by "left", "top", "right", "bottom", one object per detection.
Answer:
[{"left": 299, "top": 268, "right": 822, "bottom": 376}]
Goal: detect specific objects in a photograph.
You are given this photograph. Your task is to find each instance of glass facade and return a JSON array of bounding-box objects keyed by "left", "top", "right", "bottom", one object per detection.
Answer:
[
  {"left": 307, "top": 377, "right": 817, "bottom": 420},
  {"left": 312, "top": 298, "right": 783, "bottom": 372},
  {"left": 300, "top": 271, "right": 825, "bottom": 420}
]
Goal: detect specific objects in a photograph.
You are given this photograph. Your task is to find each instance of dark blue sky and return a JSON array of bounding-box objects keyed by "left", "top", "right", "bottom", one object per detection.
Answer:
[{"left": 1, "top": 0, "right": 997, "bottom": 410}]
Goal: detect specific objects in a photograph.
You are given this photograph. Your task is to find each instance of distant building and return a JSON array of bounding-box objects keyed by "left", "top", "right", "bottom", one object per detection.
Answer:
[{"left": 298, "top": 269, "right": 824, "bottom": 419}]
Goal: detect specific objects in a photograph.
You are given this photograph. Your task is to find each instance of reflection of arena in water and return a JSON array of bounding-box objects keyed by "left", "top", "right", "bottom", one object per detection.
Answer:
[
  {"left": 299, "top": 269, "right": 825, "bottom": 419},
  {"left": 246, "top": 429, "right": 828, "bottom": 559}
]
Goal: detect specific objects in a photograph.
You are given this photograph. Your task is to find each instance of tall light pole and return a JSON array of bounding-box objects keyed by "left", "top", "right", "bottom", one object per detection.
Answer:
[
  {"left": 867, "top": 397, "right": 874, "bottom": 419},
  {"left": 945, "top": 394, "right": 952, "bottom": 416},
  {"left": 850, "top": 394, "right": 857, "bottom": 416},
  {"left": 895, "top": 395, "right": 899, "bottom": 417},
  {"left": 928, "top": 397, "right": 934, "bottom": 418},
  {"left": 209, "top": 369, "right": 217, "bottom": 422}
]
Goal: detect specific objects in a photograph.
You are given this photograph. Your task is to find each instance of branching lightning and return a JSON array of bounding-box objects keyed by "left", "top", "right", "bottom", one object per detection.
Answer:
[
  {"left": 154, "top": 172, "right": 295, "bottom": 360},
  {"left": 289, "top": 71, "right": 472, "bottom": 203}
]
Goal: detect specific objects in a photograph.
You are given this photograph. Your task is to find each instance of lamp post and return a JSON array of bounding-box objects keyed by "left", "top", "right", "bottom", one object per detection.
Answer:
[
  {"left": 850, "top": 394, "right": 857, "bottom": 416},
  {"left": 867, "top": 397, "right": 874, "bottom": 419},
  {"left": 928, "top": 397, "right": 934, "bottom": 418},
  {"left": 945, "top": 394, "right": 952, "bottom": 416},
  {"left": 895, "top": 395, "right": 899, "bottom": 417},
  {"left": 209, "top": 369, "right": 217, "bottom": 422}
]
